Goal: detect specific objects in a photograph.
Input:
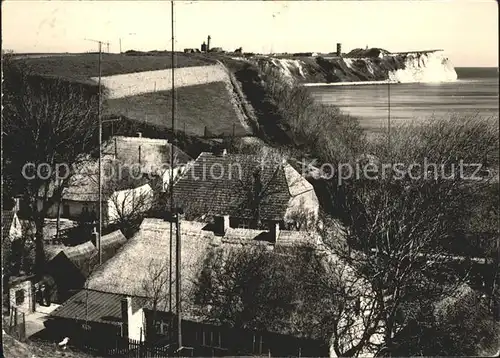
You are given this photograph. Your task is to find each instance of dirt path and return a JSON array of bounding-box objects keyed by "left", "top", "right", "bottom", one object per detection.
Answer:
[{"left": 215, "top": 60, "right": 255, "bottom": 135}]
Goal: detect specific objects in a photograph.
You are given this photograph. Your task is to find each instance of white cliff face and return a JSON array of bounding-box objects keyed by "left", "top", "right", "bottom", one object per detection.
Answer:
[
  {"left": 263, "top": 58, "right": 306, "bottom": 83},
  {"left": 271, "top": 59, "right": 306, "bottom": 78},
  {"left": 387, "top": 51, "right": 458, "bottom": 83},
  {"left": 260, "top": 50, "right": 458, "bottom": 85}
]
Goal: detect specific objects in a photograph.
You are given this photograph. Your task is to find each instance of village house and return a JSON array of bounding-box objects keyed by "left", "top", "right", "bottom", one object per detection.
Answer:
[
  {"left": 38, "top": 161, "right": 153, "bottom": 223},
  {"left": 38, "top": 135, "right": 192, "bottom": 222},
  {"left": 44, "top": 289, "right": 150, "bottom": 350},
  {"left": 101, "top": 134, "right": 193, "bottom": 190},
  {"left": 78, "top": 218, "right": 322, "bottom": 351},
  {"left": 87, "top": 217, "right": 319, "bottom": 299},
  {"left": 46, "top": 288, "right": 328, "bottom": 357},
  {"left": 168, "top": 150, "right": 319, "bottom": 230},
  {"left": 46, "top": 218, "right": 325, "bottom": 355},
  {"left": 45, "top": 229, "right": 127, "bottom": 302}
]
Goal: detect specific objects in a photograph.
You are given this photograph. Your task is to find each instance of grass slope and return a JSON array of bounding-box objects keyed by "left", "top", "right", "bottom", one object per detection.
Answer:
[
  {"left": 14, "top": 53, "right": 215, "bottom": 83},
  {"left": 2, "top": 332, "right": 98, "bottom": 358},
  {"left": 104, "top": 81, "right": 248, "bottom": 137}
]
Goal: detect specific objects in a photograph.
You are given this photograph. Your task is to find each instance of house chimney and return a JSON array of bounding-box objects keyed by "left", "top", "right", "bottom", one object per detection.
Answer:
[
  {"left": 214, "top": 215, "right": 230, "bottom": 236},
  {"left": 214, "top": 147, "right": 227, "bottom": 156},
  {"left": 336, "top": 43, "right": 342, "bottom": 57},
  {"left": 269, "top": 221, "right": 280, "bottom": 243},
  {"left": 120, "top": 297, "right": 131, "bottom": 338},
  {"left": 91, "top": 226, "right": 100, "bottom": 252}
]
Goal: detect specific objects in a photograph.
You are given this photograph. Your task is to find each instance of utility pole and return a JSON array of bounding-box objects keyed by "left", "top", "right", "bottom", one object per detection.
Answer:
[
  {"left": 388, "top": 81, "right": 391, "bottom": 162},
  {"left": 171, "top": 1, "right": 182, "bottom": 352},
  {"left": 168, "top": 0, "right": 177, "bottom": 349},
  {"left": 175, "top": 209, "right": 182, "bottom": 351},
  {"left": 98, "top": 42, "right": 103, "bottom": 265},
  {"left": 85, "top": 38, "right": 104, "bottom": 265}
]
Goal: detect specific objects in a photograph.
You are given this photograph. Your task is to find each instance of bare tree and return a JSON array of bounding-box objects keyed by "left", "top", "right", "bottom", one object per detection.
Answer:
[
  {"left": 142, "top": 259, "right": 170, "bottom": 314},
  {"left": 2, "top": 58, "right": 101, "bottom": 276},
  {"left": 316, "top": 115, "right": 499, "bottom": 355},
  {"left": 102, "top": 161, "right": 154, "bottom": 237},
  {"left": 192, "top": 243, "right": 372, "bottom": 354}
]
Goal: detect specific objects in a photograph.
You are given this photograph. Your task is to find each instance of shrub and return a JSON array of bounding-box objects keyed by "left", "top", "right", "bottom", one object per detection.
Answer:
[{"left": 258, "top": 65, "right": 366, "bottom": 163}]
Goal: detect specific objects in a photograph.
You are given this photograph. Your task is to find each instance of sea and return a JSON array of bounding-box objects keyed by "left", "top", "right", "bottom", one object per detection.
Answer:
[{"left": 307, "top": 67, "right": 499, "bottom": 133}]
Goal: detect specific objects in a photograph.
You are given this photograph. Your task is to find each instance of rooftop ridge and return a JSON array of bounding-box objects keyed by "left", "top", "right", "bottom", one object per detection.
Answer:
[{"left": 111, "top": 135, "right": 169, "bottom": 144}]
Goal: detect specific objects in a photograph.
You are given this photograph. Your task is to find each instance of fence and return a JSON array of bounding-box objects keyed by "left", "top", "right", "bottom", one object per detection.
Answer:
[
  {"left": 68, "top": 325, "right": 176, "bottom": 357},
  {"left": 77, "top": 338, "right": 172, "bottom": 357}
]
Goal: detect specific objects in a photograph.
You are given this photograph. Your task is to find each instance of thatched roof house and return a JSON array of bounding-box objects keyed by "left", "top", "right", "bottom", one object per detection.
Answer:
[
  {"left": 47, "top": 241, "right": 98, "bottom": 302},
  {"left": 87, "top": 218, "right": 318, "bottom": 315}
]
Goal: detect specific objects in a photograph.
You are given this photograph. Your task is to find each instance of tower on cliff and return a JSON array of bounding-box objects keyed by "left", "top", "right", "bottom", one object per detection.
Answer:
[
  {"left": 336, "top": 43, "right": 342, "bottom": 57},
  {"left": 207, "top": 35, "right": 211, "bottom": 53}
]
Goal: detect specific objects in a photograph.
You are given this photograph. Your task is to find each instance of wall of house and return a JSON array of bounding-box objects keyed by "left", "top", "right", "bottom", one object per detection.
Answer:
[
  {"left": 9, "top": 279, "right": 34, "bottom": 313},
  {"left": 161, "top": 164, "right": 190, "bottom": 191},
  {"left": 144, "top": 310, "right": 328, "bottom": 356},
  {"left": 107, "top": 184, "right": 154, "bottom": 223},
  {"left": 40, "top": 199, "right": 102, "bottom": 220},
  {"left": 284, "top": 190, "right": 320, "bottom": 228},
  {"left": 128, "top": 306, "right": 146, "bottom": 341}
]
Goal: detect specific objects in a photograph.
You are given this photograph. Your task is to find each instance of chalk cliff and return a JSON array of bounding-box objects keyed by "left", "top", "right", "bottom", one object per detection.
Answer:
[{"left": 239, "top": 48, "right": 458, "bottom": 85}]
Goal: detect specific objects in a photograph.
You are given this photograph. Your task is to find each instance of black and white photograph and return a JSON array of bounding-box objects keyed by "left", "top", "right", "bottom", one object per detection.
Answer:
[{"left": 1, "top": 0, "right": 499, "bottom": 357}]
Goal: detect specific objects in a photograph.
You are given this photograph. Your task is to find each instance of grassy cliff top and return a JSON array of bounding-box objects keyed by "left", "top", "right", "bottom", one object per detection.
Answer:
[{"left": 11, "top": 52, "right": 216, "bottom": 83}]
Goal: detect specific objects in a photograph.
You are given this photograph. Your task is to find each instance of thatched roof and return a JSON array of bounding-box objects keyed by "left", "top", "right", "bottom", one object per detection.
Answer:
[
  {"left": 101, "top": 229, "right": 127, "bottom": 250},
  {"left": 63, "top": 241, "right": 97, "bottom": 262},
  {"left": 87, "top": 219, "right": 211, "bottom": 315},
  {"left": 48, "top": 241, "right": 98, "bottom": 278},
  {"left": 87, "top": 218, "right": 318, "bottom": 317}
]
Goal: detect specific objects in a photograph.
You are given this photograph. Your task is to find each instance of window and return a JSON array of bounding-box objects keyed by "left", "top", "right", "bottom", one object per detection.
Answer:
[
  {"left": 15, "top": 289, "right": 25, "bottom": 305},
  {"left": 214, "top": 330, "right": 221, "bottom": 348},
  {"left": 238, "top": 219, "right": 250, "bottom": 229},
  {"left": 154, "top": 321, "right": 161, "bottom": 334},
  {"left": 201, "top": 328, "right": 221, "bottom": 347},
  {"left": 154, "top": 321, "right": 169, "bottom": 335}
]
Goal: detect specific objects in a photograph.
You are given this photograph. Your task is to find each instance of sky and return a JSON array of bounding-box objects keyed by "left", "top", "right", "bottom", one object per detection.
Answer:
[{"left": 2, "top": 0, "right": 498, "bottom": 67}]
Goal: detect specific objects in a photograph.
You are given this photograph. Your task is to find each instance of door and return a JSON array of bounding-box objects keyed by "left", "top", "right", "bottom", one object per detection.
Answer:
[{"left": 62, "top": 204, "right": 70, "bottom": 218}]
